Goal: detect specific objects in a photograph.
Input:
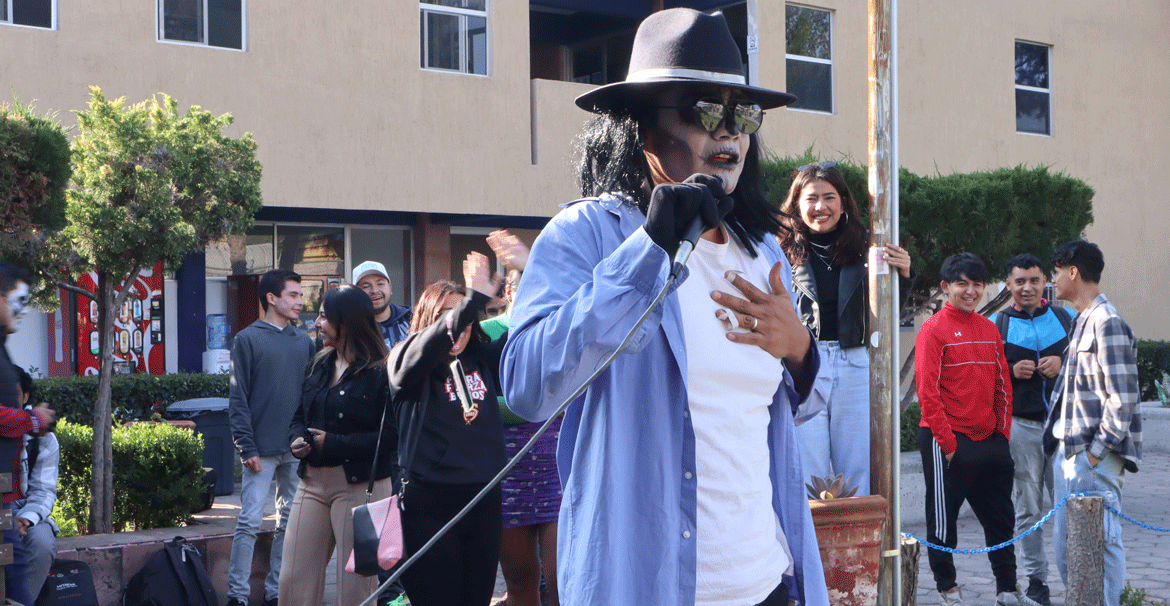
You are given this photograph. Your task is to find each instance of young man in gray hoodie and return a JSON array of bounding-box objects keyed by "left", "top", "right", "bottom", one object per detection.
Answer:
[{"left": 227, "top": 269, "right": 315, "bottom": 606}]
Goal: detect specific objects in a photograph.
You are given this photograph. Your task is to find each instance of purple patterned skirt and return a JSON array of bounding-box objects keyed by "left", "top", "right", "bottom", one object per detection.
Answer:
[{"left": 501, "top": 417, "right": 563, "bottom": 529}]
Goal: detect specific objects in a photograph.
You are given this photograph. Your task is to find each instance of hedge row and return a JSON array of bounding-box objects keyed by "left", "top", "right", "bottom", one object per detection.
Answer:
[
  {"left": 1138, "top": 340, "right": 1170, "bottom": 403},
  {"left": 34, "top": 372, "right": 229, "bottom": 426},
  {"left": 54, "top": 419, "right": 205, "bottom": 536}
]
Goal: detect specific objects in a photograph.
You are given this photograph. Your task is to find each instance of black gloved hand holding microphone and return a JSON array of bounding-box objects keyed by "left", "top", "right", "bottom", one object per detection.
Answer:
[{"left": 644, "top": 173, "right": 735, "bottom": 276}]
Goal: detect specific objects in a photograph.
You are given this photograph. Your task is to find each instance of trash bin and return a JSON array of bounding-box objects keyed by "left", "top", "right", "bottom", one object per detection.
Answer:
[{"left": 166, "top": 397, "right": 235, "bottom": 496}]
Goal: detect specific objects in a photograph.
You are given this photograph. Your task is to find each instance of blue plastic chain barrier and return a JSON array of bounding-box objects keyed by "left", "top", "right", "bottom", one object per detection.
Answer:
[
  {"left": 900, "top": 491, "right": 1106, "bottom": 555},
  {"left": 1103, "top": 504, "right": 1170, "bottom": 534}
]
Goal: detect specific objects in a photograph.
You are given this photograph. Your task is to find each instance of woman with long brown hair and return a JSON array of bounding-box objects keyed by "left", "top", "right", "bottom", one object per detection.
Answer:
[
  {"left": 779, "top": 162, "right": 913, "bottom": 496},
  {"left": 279, "top": 285, "right": 395, "bottom": 606},
  {"left": 388, "top": 252, "right": 507, "bottom": 606}
]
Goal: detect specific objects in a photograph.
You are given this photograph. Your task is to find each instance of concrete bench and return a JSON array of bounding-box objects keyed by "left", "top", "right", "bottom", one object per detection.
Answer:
[{"left": 56, "top": 518, "right": 275, "bottom": 606}]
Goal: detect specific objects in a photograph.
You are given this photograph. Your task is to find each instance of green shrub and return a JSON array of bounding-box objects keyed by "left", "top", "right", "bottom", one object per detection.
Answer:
[
  {"left": 34, "top": 372, "right": 228, "bottom": 427},
  {"left": 53, "top": 421, "right": 93, "bottom": 537},
  {"left": 1137, "top": 340, "right": 1170, "bottom": 402},
  {"left": 900, "top": 402, "right": 921, "bottom": 452},
  {"left": 52, "top": 419, "right": 204, "bottom": 535}
]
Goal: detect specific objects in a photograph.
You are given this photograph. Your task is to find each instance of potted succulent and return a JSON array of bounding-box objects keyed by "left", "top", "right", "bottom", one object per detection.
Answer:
[
  {"left": 806, "top": 474, "right": 888, "bottom": 606},
  {"left": 1156, "top": 371, "right": 1170, "bottom": 407}
]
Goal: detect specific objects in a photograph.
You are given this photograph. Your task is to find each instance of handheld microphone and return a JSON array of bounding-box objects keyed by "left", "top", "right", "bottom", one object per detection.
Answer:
[
  {"left": 669, "top": 175, "right": 723, "bottom": 278},
  {"left": 670, "top": 216, "right": 705, "bottom": 279}
]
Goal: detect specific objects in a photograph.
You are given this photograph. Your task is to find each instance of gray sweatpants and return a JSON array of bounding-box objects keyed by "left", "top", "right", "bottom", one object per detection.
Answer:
[{"left": 1009, "top": 417, "right": 1053, "bottom": 583}]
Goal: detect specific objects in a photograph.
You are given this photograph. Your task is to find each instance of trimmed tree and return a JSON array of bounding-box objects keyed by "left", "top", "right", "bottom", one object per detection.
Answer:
[
  {"left": 62, "top": 87, "right": 262, "bottom": 533},
  {"left": 0, "top": 95, "right": 72, "bottom": 307}
]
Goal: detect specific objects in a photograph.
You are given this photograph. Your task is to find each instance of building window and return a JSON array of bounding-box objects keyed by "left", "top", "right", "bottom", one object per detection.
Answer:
[
  {"left": 420, "top": 0, "right": 488, "bottom": 75},
  {"left": 158, "top": 0, "right": 244, "bottom": 50},
  {"left": 785, "top": 4, "right": 832, "bottom": 113},
  {"left": 1015, "top": 41, "right": 1050, "bottom": 135},
  {"left": 1, "top": 0, "right": 54, "bottom": 28}
]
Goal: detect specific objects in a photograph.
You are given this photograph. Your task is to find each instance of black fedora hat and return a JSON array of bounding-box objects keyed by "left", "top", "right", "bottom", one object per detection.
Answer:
[{"left": 575, "top": 8, "right": 797, "bottom": 114}]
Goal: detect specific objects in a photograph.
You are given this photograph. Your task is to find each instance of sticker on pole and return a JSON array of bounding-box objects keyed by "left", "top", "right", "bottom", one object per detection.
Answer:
[{"left": 869, "top": 246, "right": 890, "bottom": 277}]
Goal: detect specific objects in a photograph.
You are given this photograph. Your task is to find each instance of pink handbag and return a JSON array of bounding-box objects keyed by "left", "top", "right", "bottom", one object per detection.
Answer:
[
  {"left": 346, "top": 494, "right": 403, "bottom": 576},
  {"left": 346, "top": 391, "right": 417, "bottom": 577}
]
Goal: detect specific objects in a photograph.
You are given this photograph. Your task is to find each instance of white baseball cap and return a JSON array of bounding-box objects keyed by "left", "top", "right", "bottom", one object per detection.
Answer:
[{"left": 352, "top": 260, "right": 390, "bottom": 285}]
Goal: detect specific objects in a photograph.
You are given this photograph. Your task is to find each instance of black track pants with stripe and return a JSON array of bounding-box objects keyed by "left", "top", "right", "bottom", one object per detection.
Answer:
[{"left": 919, "top": 428, "right": 1018, "bottom": 594}]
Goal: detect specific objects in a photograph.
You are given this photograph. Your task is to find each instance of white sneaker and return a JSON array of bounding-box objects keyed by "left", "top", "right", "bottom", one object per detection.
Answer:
[
  {"left": 997, "top": 590, "right": 1042, "bottom": 606},
  {"left": 939, "top": 585, "right": 963, "bottom": 606}
]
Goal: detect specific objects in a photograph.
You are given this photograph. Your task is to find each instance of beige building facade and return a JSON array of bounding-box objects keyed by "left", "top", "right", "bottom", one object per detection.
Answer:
[{"left": 3, "top": 0, "right": 1168, "bottom": 373}]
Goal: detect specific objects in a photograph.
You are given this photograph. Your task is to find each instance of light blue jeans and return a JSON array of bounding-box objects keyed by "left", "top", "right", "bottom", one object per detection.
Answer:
[
  {"left": 1053, "top": 446, "right": 1125, "bottom": 606},
  {"left": 1010, "top": 417, "right": 1053, "bottom": 583},
  {"left": 795, "top": 341, "right": 871, "bottom": 496},
  {"left": 24, "top": 519, "right": 57, "bottom": 598},
  {"left": 227, "top": 451, "right": 300, "bottom": 602}
]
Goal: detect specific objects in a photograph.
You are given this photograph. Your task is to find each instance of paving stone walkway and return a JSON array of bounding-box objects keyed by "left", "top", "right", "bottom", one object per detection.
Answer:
[{"left": 218, "top": 453, "right": 1170, "bottom": 605}]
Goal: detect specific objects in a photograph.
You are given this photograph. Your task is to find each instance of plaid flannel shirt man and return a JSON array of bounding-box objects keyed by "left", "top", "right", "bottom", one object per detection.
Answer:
[{"left": 1046, "top": 293, "right": 1142, "bottom": 472}]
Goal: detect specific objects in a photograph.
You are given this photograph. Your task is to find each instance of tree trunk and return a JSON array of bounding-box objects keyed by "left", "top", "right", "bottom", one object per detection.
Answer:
[
  {"left": 88, "top": 266, "right": 142, "bottom": 534},
  {"left": 1066, "top": 496, "right": 1104, "bottom": 606},
  {"left": 901, "top": 537, "right": 919, "bottom": 606},
  {"left": 90, "top": 271, "right": 115, "bottom": 534}
]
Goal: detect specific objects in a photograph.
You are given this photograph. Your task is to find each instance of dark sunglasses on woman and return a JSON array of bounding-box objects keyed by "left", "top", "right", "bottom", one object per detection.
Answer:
[{"left": 662, "top": 99, "right": 765, "bottom": 135}]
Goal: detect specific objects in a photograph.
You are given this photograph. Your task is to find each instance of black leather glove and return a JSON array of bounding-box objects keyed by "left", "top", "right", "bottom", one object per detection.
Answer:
[{"left": 644, "top": 174, "right": 735, "bottom": 257}]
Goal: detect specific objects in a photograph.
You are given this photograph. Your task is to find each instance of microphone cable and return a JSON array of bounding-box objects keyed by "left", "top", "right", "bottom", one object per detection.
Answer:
[{"left": 359, "top": 262, "right": 685, "bottom": 605}]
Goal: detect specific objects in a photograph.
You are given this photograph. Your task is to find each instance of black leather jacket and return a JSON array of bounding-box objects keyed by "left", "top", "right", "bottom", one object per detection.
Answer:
[
  {"left": 290, "top": 353, "right": 397, "bottom": 485},
  {"left": 792, "top": 258, "right": 915, "bottom": 350}
]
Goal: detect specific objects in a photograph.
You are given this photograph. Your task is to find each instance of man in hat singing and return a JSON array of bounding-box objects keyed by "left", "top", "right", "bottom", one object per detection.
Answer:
[{"left": 503, "top": 8, "right": 828, "bottom": 606}]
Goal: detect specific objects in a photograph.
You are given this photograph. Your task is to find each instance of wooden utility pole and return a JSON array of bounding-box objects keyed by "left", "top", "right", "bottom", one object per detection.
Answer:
[
  {"left": 1066, "top": 496, "right": 1105, "bottom": 606},
  {"left": 867, "top": 0, "right": 900, "bottom": 603},
  {"left": 1, "top": 472, "right": 12, "bottom": 596}
]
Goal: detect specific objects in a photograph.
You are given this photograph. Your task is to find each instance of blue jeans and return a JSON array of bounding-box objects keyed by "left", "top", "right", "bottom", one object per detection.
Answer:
[
  {"left": 227, "top": 452, "right": 300, "bottom": 602},
  {"left": 795, "top": 342, "right": 872, "bottom": 495},
  {"left": 1053, "top": 446, "right": 1125, "bottom": 606},
  {"left": 3, "top": 502, "right": 32, "bottom": 606}
]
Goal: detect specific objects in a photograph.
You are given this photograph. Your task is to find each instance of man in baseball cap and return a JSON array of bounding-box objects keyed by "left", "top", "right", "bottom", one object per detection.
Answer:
[{"left": 352, "top": 261, "right": 412, "bottom": 348}]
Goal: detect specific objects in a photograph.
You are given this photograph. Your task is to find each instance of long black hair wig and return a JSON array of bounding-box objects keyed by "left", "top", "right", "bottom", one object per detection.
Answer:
[{"left": 573, "top": 110, "right": 783, "bottom": 258}]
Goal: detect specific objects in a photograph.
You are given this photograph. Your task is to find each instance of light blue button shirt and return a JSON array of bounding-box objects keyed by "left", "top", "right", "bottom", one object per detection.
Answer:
[{"left": 502, "top": 193, "right": 828, "bottom": 606}]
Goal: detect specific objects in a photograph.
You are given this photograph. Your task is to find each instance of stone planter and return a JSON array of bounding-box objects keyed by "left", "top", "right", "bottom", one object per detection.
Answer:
[{"left": 809, "top": 494, "right": 888, "bottom": 606}]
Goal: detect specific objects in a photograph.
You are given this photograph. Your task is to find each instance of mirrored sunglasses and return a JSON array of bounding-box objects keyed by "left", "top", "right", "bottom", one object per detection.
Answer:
[{"left": 665, "top": 99, "right": 765, "bottom": 135}]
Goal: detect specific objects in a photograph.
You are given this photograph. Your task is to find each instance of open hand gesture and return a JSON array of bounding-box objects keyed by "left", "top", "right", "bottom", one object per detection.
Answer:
[
  {"left": 711, "top": 262, "right": 811, "bottom": 364},
  {"left": 464, "top": 251, "right": 503, "bottom": 298},
  {"left": 486, "top": 230, "right": 530, "bottom": 272}
]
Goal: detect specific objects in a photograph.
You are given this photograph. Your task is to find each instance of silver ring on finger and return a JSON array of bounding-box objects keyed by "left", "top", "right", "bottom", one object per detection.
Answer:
[{"left": 749, "top": 316, "right": 759, "bottom": 332}]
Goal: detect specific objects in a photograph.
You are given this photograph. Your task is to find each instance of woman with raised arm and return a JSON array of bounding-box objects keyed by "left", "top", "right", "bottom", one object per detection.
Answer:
[{"left": 388, "top": 252, "right": 507, "bottom": 606}]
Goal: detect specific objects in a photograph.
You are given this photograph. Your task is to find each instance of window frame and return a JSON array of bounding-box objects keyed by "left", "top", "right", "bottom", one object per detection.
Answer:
[
  {"left": 156, "top": 0, "right": 247, "bottom": 52},
  {"left": 419, "top": 1, "right": 490, "bottom": 77},
  {"left": 1015, "top": 40, "right": 1052, "bottom": 136},
  {"left": 0, "top": 0, "right": 56, "bottom": 29},
  {"left": 784, "top": 3, "right": 834, "bottom": 115}
]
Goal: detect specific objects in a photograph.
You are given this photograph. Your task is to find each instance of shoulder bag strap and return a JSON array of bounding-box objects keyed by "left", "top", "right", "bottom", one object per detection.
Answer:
[{"left": 365, "top": 385, "right": 430, "bottom": 506}]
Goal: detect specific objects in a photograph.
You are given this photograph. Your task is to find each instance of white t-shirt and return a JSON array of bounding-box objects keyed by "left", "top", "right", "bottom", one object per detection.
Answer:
[{"left": 676, "top": 232, "right": 793, "bottom": 605}]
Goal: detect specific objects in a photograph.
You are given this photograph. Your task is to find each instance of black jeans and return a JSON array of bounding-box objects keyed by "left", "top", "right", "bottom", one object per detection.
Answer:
[{"left": 399, "top": 478, "right": 502, "bottom": 606}]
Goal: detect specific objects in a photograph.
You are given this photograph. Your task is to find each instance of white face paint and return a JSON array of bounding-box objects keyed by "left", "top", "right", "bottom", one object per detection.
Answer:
[{"left": 3, "top": 282, "right": 30, "bottom": 333}]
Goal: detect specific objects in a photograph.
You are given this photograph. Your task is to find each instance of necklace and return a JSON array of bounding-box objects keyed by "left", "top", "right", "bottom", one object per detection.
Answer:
[{"left": 809, "top": 240, "right": 836, "bottom": 268}]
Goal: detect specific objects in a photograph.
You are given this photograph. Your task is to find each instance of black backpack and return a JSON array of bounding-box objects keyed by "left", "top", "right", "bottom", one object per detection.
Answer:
[{"left": 122, "top": 537, "right": 217, "bottom": 606}]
